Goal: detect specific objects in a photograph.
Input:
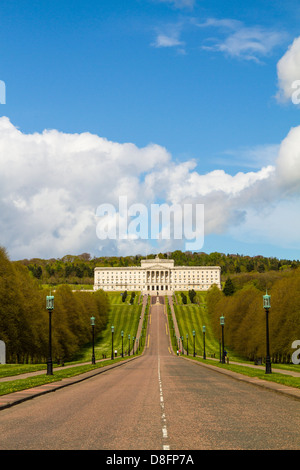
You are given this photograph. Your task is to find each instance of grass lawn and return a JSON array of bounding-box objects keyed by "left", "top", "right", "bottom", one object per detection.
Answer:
[
  {"left": 173, "top": 293, "right": 221, "bottom": 358},
  {"left": 73, "top": 292, "right": 143, "bottom": 362}
]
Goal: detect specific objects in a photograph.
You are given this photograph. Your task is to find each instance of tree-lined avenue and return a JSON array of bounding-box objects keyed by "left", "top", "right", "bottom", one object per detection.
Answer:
[{"left": 0, "top": 300, "right": 299, "bottom": 450}]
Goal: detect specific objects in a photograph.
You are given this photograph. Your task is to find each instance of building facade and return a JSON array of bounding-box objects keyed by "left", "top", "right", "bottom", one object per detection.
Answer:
[{"left": 94, "top": 256, "right": 221, "bottom": 294}]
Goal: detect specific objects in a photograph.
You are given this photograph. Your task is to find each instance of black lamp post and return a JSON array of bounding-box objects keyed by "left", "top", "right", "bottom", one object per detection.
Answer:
[
  {"left": 46, "top": 293, "right": 54, "bottom": 375},
  {"left": 121, "top": 330, "right": 124, "bottom": 357},
  {"left": 220, "top": 315, "right": 225, "bottom": 364},
  {"left": 111, "top": 325, "right": 114, "bottom": 360},
  {"left": 181, "top": 336, "right": 184, "bottom": 354},
  {"left": 128, "top": 334, "right": 130, "bottom": 356},
  {"left": 263, "top": 291, "right": 272, "bottom": 374},
  {"left": 193, "top": 330, "right": 196, "bottom": 357},
  {"left": 133, "top": 336, "right": 135, "bottom": 355},
  {"left": 202, "top": 325, "right": 206, "bottom": 360},
  {"left": 186, "top": 333, "right": 189, "bottom": 356},
  {"left": 91, "top": 316, "right": 96, "bottom": 364}
]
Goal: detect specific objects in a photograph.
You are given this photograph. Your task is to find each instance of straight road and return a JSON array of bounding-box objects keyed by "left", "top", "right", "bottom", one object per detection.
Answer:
[{"left": 0, "top": 300, "right": 299, "bottom": 450}]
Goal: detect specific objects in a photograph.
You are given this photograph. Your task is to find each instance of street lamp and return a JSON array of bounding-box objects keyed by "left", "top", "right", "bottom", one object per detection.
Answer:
[
  {"left": 121, "top": 330, "right": 124, "bottom": 357},
  {"left": 181, "top": 336, "right": 184, "bottom": 354},
  {"left": 128, "top": 334, "right": 130, "bottom": 356},
  {"left": 263, "top": 291, "right": 272, "bottom": 374},
  {"left": 46, "top": 293, "right": 54, "bottom": 375},
  {"left": 111, "top": 325, "right": 114, "bottom": 360},
  {"left": 133, "top": 336, "right": 135, "bottom": 355},
  {"left": 202, "top": 325, "right": 206, "bottom": 360},
  {"left": 193, "top": 330, "right": 196, "bottom": 357},
  {"left": 220, "top": 315, "right": 225, "bottom": 364},
  {"left": 91, "top": 316, "right": 96, "bottom": 364},
  {"left": 186, "top": 333, "right": 189, "bottom": 356}
]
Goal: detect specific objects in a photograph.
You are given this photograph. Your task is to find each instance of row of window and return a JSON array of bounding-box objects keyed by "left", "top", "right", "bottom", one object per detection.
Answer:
[
  {"left": 98, "top": 284, "right": 216, "bottom": 290},
  {"left": 96, "top": 270, "right": 219, "bottom": 274},
  {"left": 96, "top": 271, "right": 219, "bottom": 277}
]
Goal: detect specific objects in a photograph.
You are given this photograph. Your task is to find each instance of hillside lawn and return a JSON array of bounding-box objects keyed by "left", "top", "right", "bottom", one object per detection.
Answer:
[
  {"left": 173, "top": 291, "right": 247, "bottom": 361},
  {"left": 73, "top": 291, "right": 143, "bottom": 362}
]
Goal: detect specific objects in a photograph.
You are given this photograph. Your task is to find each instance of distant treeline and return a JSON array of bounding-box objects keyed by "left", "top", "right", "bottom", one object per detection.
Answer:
[
  {"left": 0, "top": 248, "right": 109, "bottom": 364},
  {"left": 17, "top": 250, "right": 300, "bottom": 285},
  {"left": 207, "top": 269, "right": 300, "bottom": 363}
]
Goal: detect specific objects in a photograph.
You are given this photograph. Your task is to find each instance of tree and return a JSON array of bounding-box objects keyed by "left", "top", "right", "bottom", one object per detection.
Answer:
[
  {"left": 188, "top": 289, "right": 196, "bottom": 303},
  {"left": 181, "top": 292, "right": 187, "bottom": 304},
  {"left": 130, "top": 292, "right": 135, "bottom": 304},
  {"left": 223, "top": 278, "right": 235, "bottom": 296}
]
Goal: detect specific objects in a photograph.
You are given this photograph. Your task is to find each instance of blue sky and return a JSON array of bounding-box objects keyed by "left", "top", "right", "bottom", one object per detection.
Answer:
[{"left": 1, "top": 0, "right": 300, "bottom": 260}]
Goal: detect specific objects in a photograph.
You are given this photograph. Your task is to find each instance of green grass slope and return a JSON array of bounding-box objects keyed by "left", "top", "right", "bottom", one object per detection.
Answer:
[{"left": 173, "top": 291, "right": 240, "bottom": 360}]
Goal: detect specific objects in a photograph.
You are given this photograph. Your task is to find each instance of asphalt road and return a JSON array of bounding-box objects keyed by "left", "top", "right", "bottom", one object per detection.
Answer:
[{"left": 0, "top": 301, "right": 299, "bottom": 450}]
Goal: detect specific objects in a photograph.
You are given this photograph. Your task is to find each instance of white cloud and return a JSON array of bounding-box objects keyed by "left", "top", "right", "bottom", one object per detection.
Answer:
[
  {"left": 152, "top": 33, "right": 184, "bottom": 48},
  {"left": 199, "top": 18, "right": 286, "bottom": 62},
  {"left": 151, "top": 21, "right": 186, "bottom": 51},
  {"left": 156, "top": 0, "right": 195, "bottom": 9},
  {"left": 218, "top": 144, "right": 280, "bottom": 169},
  {"left": 276, "top": 36, "right": 300, "bottom": 103},
  {"left": 0, "top": 117, "right": 170, "bottom": 258},
  {"left": 0, "top": 117, "right": 300, "bottom": 259},
  {"left": 275, "top": 125, "right": 300, "bottom": 192}
]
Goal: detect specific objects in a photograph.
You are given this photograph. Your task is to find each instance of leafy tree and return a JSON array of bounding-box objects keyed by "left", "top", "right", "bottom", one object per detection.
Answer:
[
  {"left": 223, "top": 278, "right": 235, "bottom": 296},
  {"left": 181, "top": 292, "right": 187, "bottom": 304},
  {"left": 188, "top": 289, "right": 196, "bottom": 303}
]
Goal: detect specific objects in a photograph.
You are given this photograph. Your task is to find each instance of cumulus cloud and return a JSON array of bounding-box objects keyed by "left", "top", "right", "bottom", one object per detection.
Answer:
[
  {"left": 276, "top": 36, "right": 300, "bottom": 103},
  {"left": 0, "top": 117, "right": 300, "bottom": 259},
  {"left": 275, "top": 125, "right": 300, "bottom": 191},
  {"left": 0, "top": 117, "right": 170, "bottom": 258}
]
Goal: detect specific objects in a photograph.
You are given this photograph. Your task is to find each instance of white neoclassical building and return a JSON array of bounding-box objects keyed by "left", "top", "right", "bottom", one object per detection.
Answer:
[{"left": 94, "top": 256, "right": 221, "bottom": 295}]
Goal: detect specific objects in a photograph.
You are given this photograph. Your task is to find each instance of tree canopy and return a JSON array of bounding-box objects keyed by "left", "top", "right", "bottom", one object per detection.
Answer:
[
  {"left": 206, "top": 268, "right": 300, "bottom": 362},
  {"left": 16, "top": 251, "right": 300, "bottom": 286},
  {"left": 0, "top": 247, "right": 109, "bottom": 363}
]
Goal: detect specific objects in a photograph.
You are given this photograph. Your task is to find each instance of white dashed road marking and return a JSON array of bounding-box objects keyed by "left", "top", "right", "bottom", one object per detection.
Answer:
[{"left": 158, "top": 356, "right": 170, "bottom": 450}]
